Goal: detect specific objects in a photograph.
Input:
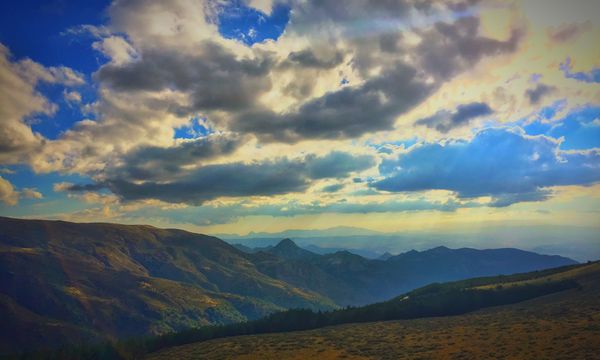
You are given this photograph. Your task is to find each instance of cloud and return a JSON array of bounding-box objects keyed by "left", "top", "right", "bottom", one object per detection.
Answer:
[
  {"left": 321, "top": 183, "right": 344, "bottom": 193},
  {"left": 372, "top": 128, "right": 600, "bottom": 206},
  {"left": 560, "top": 57, "right": 600, "bottom": 83},
  {"left": 415, "top": 102, "right": 493, "bottom": 133},
  {"left": 0, "top": 177, "right": 41, "bottom": 205},
  {"left": 96, "top": 41, "right": 273, "bottom": 112},
  {"left": 63, "top": 90, "right": 82, "bottom": 104},
  {"left": 92, "top": 36, "right": 138, "bottom": 66},
  {"left": 53, "top": 182, "right": 75, "bottom": 192},
  {"left": 98, "top": 151, "right": 375, "bottom": 205},
  {"left": 525, "top": 84, "right": 556, "bottom": 104},
  {"left": 110, "top": 134, "right": 246, "bottom": 182},
  {"left": 8, "top": 0, "right": 526, "bottom": 179},
  {"left": 229, "top": 12, "right": 522, "bottom": 142},
  {"left": 0, "top": 176, "right": 19, "bottom": 205},
  {"left": 305, "top": 151, "right": 375, "bottom": 179},
  {"left": 21, "top": 188, "right": 43, "bottom": 199},
  {"left": 548, "top": 21, "right": 591, "bottom": 43},
  {"left": 0, "top": 44, "right": 54, "bottom": 163},
  {"left": 14, "top": 58, "right": 85, "bottom": 86},
  {"left": 283, "top": 48, "right": 345, "bottom": 69},
  {"left": 232, "top": 62, "right": 434, "bottom": 141},
  {"left": 489, "top": 190, "right": 551, "bottom": 208},
  {"left": 126, "top": 197, "right": 469, "bottom": 226},
  {"left": 415, "top": 16, "right": 523, "bottom": 81},
  {"left": 247, "top": 0, "right": 274, "bottom": 15},
  {"left": 61, "top": 183, "right": 107, "bottom": 192}
]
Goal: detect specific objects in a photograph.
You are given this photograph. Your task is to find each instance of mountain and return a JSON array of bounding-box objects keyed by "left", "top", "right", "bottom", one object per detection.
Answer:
[
  {"left": 378, "top": 251, "right": 394, "bottom": 260},
  {"left": 302, "top": 244, "right": 382, "bottom": 259},
  {"left": 0, "top": 217, "right": 578, "bottom": 355},
  {"left": 251, "top": 240, "right": 577, "bottom": 306},
  {"left": 263, "top": 239, "right": 319, "bottom": 260},
  {"left": 0, "top": 217, "right": 334, "bottom": 354},
  {"left": 221, "top": 225, "right": 600, "bottom": 263},
  {"left": 235, "top": 241, "right": 382, "bottom": 259}
]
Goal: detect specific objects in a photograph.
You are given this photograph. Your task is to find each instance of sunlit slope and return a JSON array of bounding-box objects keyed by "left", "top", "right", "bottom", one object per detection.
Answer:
[{"left": 148, "top": 262, "right": 600, "bottom": 360}]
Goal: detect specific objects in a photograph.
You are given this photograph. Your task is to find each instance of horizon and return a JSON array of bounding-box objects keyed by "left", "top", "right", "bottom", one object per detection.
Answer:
[
  {"left": 0, "top": 0, "right": 599, "bottom": 258},
  {"left": 3, "top": 215, "right": 597, "bottom": 262}
]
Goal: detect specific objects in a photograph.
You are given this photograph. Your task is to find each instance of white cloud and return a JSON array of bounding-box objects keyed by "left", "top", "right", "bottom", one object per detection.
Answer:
[
  {"left": 63, "top": 90, "right": 82, "bottom": 104},
  {"left": 0, "top": 176, "right": 19, "bottom": 205},
  {"left": 21, "top": 188, "right": 43, "bottom": 199},
  {"left": 248, "top": 0, "right": 273, "bottom": 15}
]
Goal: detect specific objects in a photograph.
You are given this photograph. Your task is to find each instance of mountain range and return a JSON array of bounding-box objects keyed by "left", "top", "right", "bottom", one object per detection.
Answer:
[
  {"left": 0, "top": 217, "right": 577, "bottom": 354},
  {"left": 222, "top": 225, "right": 600, "bottom": 262}
]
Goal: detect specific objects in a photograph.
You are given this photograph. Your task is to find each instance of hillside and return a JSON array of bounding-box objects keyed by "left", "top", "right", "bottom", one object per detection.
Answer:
[
  {"left": 0, "top": 217, "right": 578, "bottom": 355},
  {"left": 0, "top": 217, "right": 333, "bottom": 354},
  {"left": 147, "top": 262, "right": 600, "bottom": 360}
]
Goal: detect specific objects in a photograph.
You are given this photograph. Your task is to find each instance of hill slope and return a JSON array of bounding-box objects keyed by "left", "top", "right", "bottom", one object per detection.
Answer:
[
  {"left": 147, "top": 262, "right": 600, "bottom": 360},
  {"left": 0, "top": 217, "right": 333, "bottom": 354},
  {"left": 0, "top": 217, "right": 579, "bottom": 354}
]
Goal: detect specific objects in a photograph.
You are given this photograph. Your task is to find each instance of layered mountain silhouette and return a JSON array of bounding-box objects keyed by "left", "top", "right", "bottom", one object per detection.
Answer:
[
  {"left": 249, "top": 240, "right": 577, "bottom": 305},
  {"left": 0, "top": 217, "right": 576, "bottom": 353}
]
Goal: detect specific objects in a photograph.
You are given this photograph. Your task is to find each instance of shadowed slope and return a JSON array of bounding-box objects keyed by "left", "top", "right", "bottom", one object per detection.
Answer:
[{"left": 0, "top": 217, "right": 334, "bottom": 354}]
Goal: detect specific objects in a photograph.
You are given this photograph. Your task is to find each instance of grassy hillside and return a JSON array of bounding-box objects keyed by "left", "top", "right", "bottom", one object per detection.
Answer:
[
  {"left": 23, "top": 262, "right": 593, "bottom": 360},
  {"left": 0, "top": 217, "right": 334, "bottom": 354},
  {"left": 147, "top": 261, "right": 600, "bottom": 359}
]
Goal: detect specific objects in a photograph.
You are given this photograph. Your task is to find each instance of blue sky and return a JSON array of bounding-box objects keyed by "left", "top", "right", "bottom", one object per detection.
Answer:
[{"left": 0, "top": 0, "right": 599, "bottom": 256}]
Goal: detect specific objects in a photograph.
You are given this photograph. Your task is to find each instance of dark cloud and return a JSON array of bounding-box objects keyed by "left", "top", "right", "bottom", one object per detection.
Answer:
[
  {"left": 306, "top": 152, "right": 375, "bottom": 179},
  {"left": 103, "top": 151, "right": 375, "bottom": 204},
  {"left": 65, "top": 183, "right": 107, "bottom": 192},
  {"left": 96, "top": 41, "right": 273, "bottom": 111},
  {"left": 548, "top": 22, "right": 591, "bottom": 43},
  {"left": 415, "top": 102, "right": 493, "bottom": 133},
  {"left": 232, "top": 62, "right": 433, "bottom": 142},
  {"left": 526, "top": 84, "right": 556, "bottom": 104},
  {"left": 378, "top": 33, "right": 403, "bottom": 53},
  {"left": 284, "top": 49, "right": 345, "bottom": 69},
  {"left": 372, "top": 128, "right": 600, "bottom": 206},
  {"left": 228, "top": 12, "right": 522, "bottom": 142},
  {"left": 112, "top": 134, "right": 245, "bottom": 182},
  {"left": 417, "top": 16, "right": 523, "bottom": 81},
  {"left": 322, "top": 183, "right": 345, "bottom": 193},
  {"left": 289, "top": 0, "right": 413, "bottom": 29},
  {"left": 489, "top": 190, "right": 552, "bottom": 208},
  {"left": 96, "top": 3, "right": 523, "bottom": 145}
]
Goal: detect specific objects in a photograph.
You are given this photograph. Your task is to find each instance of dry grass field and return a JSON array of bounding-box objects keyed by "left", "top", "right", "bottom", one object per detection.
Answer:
[{"left": 147, "top": 263, "right": 600, "bottom": 360}]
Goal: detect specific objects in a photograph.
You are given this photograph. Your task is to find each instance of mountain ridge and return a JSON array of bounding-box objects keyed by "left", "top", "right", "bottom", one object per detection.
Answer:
[{"left": 0, "top": 217, "right": 579, "bottom": 354}]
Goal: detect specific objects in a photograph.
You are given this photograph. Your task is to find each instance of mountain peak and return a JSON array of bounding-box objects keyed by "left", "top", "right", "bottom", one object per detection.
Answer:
[
  {"left": 429, "top": 246, "right": 451, "bottom": 252},
  {"left": 268, "top": 238, "right": 317, "bottom": 260},
  {"left": 275, "top": 238, "right": 298, "bottom": 249},
  {"left": 378, "top": 252, "right": 394, "bottom": 261}
]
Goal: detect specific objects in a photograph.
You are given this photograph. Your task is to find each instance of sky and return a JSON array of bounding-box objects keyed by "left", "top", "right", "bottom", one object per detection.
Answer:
[{"left": 0, "top": 0, "right": 599, "bottom": 252}]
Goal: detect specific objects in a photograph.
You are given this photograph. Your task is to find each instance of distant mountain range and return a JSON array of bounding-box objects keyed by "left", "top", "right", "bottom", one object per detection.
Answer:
[
  {"left": 0, "top": 217, "right": 577, "bottom": 354},
  {"left": 236, "top": 238, "right": 577, "bottom": 305},
  {"left": 221, "top": 225, "right": 600, "bottom": 262}
]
